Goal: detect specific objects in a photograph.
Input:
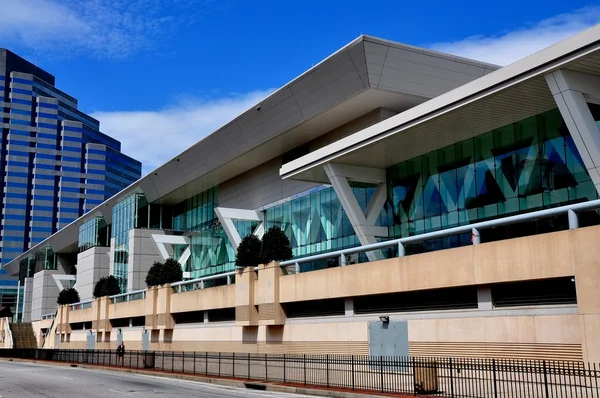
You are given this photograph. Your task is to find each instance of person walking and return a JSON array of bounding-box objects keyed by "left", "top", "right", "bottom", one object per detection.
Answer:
[{"left": 117, "top": 341, "right": 125, "bottom": 365}]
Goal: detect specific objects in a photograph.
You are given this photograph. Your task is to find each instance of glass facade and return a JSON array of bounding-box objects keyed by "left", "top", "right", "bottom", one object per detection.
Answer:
[
  {"left": 171, "top": 187, "right": 236, "bottom": 279},
  {"left": 0, "top": 268, "right": 20, "bottom": 322},
  {"left": 78, "top": 217, "right": 109, "bottom": 252},
  {"left": 112, "top": 194, "right": 145, "bottom": 292},
  {"left": 264, "top": 185, "right": 392, "bottom": 270},
  {"left": 387, "top": 108, "right": 597, "bottom": 243}
]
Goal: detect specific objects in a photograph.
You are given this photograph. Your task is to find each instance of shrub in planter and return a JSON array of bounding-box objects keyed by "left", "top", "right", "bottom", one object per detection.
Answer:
[
  {"left": 235, "top": 234, "right": 262, "bottom": 268},
  {"left": 162, "top": 258, "right": 184, "bottom": 285},
  {"left": 145, "top": 261, "right": 163, "bottom": 287},
  {"left": 145, "top": 258, "right": 183, "bottom": 287},
  {"left": 261, "top": 226, "right": 293, "bottom": 264},
  {"left": 57, "top": 287, "right": 80, "bottom": 305},
  {"left": 93, "top": 275, "right": 121, "bottom": 298}
]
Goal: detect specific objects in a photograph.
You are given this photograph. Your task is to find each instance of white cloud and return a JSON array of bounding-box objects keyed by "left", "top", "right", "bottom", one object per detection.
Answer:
[
  {"left": 430, "top": 6, "right": 600, "bottom": 66},
  {"left": 0, "top": 0, "right": 212, "bottom": 59},
  {"left": 92, "top": 90, "right": 274, "bottom": 175}
]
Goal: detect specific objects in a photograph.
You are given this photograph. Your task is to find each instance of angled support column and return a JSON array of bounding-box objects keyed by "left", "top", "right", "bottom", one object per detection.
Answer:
[
  {"left": 323, "top": 163, "right": 388, "bottom": 262},
  {"left": 214, "top": 207, "right": 264, "bottom": 251},
  {"left": 151, "top": 234, "right": 192, "bottom": 278},
  {"left": 545, "top": 70, "right": 600, "bottom": 193}
]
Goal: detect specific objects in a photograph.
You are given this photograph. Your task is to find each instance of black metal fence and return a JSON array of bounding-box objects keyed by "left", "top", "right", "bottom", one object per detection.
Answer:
[{"left": 1, "top": 349, "right": 599, "bottom": 397}]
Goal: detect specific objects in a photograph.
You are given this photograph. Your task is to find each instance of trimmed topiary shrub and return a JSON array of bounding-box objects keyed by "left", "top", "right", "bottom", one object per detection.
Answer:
[
  {"left": 235, "top": 234, "right": 262, "bottom": 268},
  {"left": 145, "top": 261, "right": 163, "bottom": 287},
  {"left": 93, "top": 275, "right": 121, "bottom": 298},
  {"left": 162, "top": 258, "right": 184, "bottom": 285},
  {"left": 261, "top": 226, "right": 293, "bottom": 264},
  {"left": 57, "top": 287, "right": 80, "bottom": 305},
  {"left": 145, "top": 258, "right": 183, "bottom": 287}
]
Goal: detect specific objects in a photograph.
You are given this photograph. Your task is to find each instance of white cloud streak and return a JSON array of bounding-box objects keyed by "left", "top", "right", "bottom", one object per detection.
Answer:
[
  {"left": 430, "top": 6, "right": 600, "bottom": 66},
  {"left": 0, "top": 0, "right": 212, "bottom": 59},
  {"left": 92, "top": 90, "right": 274, "bottom": 175}
]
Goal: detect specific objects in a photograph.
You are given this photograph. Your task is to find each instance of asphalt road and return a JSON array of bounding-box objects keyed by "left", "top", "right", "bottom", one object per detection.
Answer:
[{"left": 0, "top": 360, "right": 313, "bottom": 398}]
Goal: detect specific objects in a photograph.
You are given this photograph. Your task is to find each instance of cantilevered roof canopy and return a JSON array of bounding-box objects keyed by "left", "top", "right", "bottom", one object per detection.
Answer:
[
  {"left": 280, "top": 26, "right": 600, "bottom": 184},
  {"left": 3, "top": 35, "right": 498, "bottom": 275}
]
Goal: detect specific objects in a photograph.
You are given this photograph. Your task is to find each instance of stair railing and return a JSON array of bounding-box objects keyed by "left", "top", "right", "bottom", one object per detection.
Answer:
[
  {"left": 4, "top": 317, "right": 13, "bottom": 349},
  {"left": 41, "top": 309, "right": 58, "bottom": 349}
]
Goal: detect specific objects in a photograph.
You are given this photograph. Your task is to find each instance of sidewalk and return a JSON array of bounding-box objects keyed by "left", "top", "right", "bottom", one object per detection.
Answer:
[{"left": 0, "top": 358, "right": 429, "bottom": 398}]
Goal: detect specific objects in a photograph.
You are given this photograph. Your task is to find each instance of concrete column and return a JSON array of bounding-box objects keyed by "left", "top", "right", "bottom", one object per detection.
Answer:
[
  {"left": 155, "top": 284, "right": 174, "bottom": 330},
  {"left": 257, "top": 261, "right": 286, "bottom": 325},
  {"left": 203, "top": 311, "right": 209, "bottom": 324},
  {"left": 572, "top": 226, "right": 600, "bottom": 362},
  {"left": 235, "top": 267, "right": 258, "bottom": 326},
  {"left": 477, "top": 286, "right": 493, "bottom": 311},
  {"left": 344, "top": 299, "right": 354, "bottom": 317}
]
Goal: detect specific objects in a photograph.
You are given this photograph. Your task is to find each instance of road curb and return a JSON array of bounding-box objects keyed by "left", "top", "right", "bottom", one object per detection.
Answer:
[{"left": 0, "top": 358, "right": 400, "bottom": 398}]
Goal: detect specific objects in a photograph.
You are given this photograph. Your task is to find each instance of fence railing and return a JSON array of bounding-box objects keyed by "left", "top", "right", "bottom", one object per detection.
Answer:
[
  {"left": 69, "top": 300, "right": 93, "bottom": 311},
  {"left": 1, "top": 349, "right": 599, "bottom": 397},
  {"left": 109, "top": 290, "right": 146, "bottom": 304},
  {"left": 171, "top": 271, "right": 235, "bottom": 293},
  {"left": 280, "top": 198, "right": 600, "bottom": 274}
]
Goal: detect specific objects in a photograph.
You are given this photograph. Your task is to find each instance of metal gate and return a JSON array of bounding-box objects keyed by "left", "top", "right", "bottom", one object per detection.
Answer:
[
  {"left": 368, "top": 321, "right": 409, "bottom": 357},
  {"left": 86, "top": 331, "right": 96, "bottom": 350},
  {"left": 142, "top": 329, "right": 149, "bottom": 351}
]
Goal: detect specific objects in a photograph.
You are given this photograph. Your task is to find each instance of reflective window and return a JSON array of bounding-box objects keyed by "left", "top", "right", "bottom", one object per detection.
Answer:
[{"left": 387, "top": 108, "right": 597, "bottom": 250}]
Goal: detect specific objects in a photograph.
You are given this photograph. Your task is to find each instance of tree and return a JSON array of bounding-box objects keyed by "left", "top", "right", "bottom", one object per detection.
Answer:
[
  {"left": 235, "top": 234, "right": 262, "bottom": 268},
  {"left": 162, "top": 258, "right": 184, "bottom": 285},
  {"left": 57, "top": 287, "right": 80, "bottom": 305},
  {"left": 145, "top": 261, "right": 163, "bottom": 287},
  {"left": 145, "top": 258, "right": 183, "bottom": 287},
  {"left": 93, "top": 275, "right": 121, "bottom": 298},
  {"left": 261, "top": 226, "right": 293, "bottom": 264}
]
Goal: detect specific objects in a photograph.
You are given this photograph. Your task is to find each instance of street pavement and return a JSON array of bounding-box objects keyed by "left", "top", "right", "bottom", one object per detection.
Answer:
[{"left": 0, "top": 360, "right": 314, "bottom": 398}]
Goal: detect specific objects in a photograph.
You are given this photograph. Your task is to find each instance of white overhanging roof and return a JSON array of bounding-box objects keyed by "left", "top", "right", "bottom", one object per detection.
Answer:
[
  {"left": 1, "top": 35, "right": 500, "bottom": 274},
  {"left": 280, "top": 25, "right": 600, "bottom": 183}
]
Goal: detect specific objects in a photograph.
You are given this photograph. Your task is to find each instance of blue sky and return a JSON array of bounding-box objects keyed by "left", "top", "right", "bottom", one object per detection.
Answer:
[{"left": 1, "top": 0, "right": 600, "bottom": 174}]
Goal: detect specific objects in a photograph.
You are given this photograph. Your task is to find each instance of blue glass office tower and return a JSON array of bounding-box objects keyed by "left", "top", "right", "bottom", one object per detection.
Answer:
[{"left": 0, "top": 49, "right": 142, "bottom": 268}]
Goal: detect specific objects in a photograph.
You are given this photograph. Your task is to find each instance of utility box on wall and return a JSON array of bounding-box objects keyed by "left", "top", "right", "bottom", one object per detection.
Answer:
[{"left": 368, "top": 320, "right": 409, "bottom": 357}]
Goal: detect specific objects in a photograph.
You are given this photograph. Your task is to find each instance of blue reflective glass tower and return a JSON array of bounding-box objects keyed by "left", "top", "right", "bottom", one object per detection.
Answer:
[{"left": 0, "top": 49, "right": 142, "bottom": 268}]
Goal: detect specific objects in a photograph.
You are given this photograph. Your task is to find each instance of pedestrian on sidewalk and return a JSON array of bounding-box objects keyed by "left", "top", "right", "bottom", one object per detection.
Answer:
[{"left": 117, "top": 341, "right": 125, "bottom": 365}]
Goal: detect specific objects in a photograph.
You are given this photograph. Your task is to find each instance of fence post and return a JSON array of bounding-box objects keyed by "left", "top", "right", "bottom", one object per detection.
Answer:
[
  {"left": 380, "top": 356, "right": 384, "bottom": 393},
  {"left": 172, "top": 351, "right": 174, "bottom": 373},
  {"left": 412, "top": 357, "right": 416, "bottom": 396},
  {"left": 304, "top": 354, "right": 307, "bottom": 386},
  {"left": 492, "top": 359, "right": 498, "bottom": 398},
  {"left": 351, "top": 355, "right": 355, "bottom": 390},
  {"left": 543, "top": 360, "right": 550, "bottom": 398},
  {"left": 218, "top": 352, "right": 221, "bottom": 377},
  {"left": 248, "top": 353, "right": 251, "bottom": 379},
  {"left": 265, "top": 354, "right": 268, "bottom": 381},
  {"left": 233, "top": 352, "right": 235, "bottom": 378},
  {"left": 283, "top": 354, "right": 286, "bottom": 383},
  {"left": 193, "top": 351, "right": 196, "bottom": 375},
  {"left": 326, "top": 354, "right": 330, "bottom": 388},
  {"left": 449, "top": 358, "right": 454, "bottom": 398},
  {"left": 136, "top": 350, "right": 139, "bottom": 369}
]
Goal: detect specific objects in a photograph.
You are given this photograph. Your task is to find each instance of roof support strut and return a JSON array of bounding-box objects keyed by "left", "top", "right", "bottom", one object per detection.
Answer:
[
  {"left": 546, "top": 69, "right": 600, "bottom": 194},
  {"left": 323, "top": 163, "right": 388, "bottom": 262}
]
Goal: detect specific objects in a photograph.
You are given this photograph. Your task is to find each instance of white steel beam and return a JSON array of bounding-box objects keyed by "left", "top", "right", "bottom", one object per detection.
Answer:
[
  {"left": 214, "top": 207, "right": 264, "bottom": 250},
  {"left": 324, "top": 163, "right": 388, "bottom": 261},
  {"left": 546, "top": 69, "right": 600, "bottom": 193}
]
